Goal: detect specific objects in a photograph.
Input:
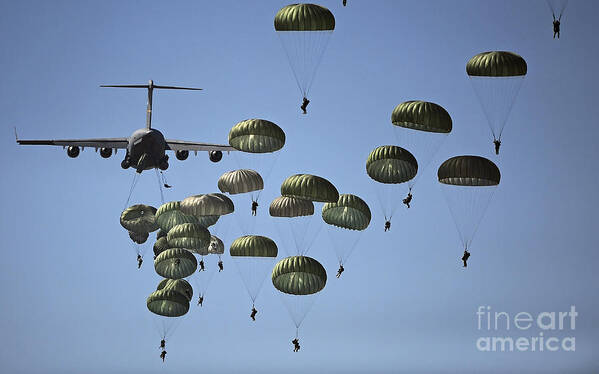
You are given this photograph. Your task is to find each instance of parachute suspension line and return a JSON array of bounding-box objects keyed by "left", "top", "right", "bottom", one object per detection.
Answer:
[
  {"left": 442, "top": 186, "right": 467, "bottom": 250},
  {"left": 152, "top": 318, "right": 168, "bottom": 341},
  {"left": 546, "top": 0, "right": 569, "bottom": 18},
  {"left": 290, "top": 215, "right": 322, "bottom": 256},
  {"left": 154, "top": 168, "right": 166, "bottom": 205},
  {"left": 560, "top": 0, "right": 569, "bottom": 18},
  {"left": 546, "top": 0, "right": 555, "bottom": 16},
  {"left": 163, "top": 320, "right": 177, "bottom": 339},
  {"left": 295, "top": 327, "right": 299, "bottom": 339},
  {"left": 299, "top": 30, "right": 308, "bottom": 96},
  {"left": 231, "top": 148, "right": 280, "bottom": 205},
  {"left": 442, "top": 185, "right": 497, "bottom": 252},
  {"left": 304, "top": 31, "right": 332, "bottom": 97},
  {"left": 130, "top": 240, "right": 143, "bottom": 257},
  {"left": 380, "top": 181, "right": 404, "bottom": 221},
  {"left": 373, "top": 182, "right": 389, "bottom": 222},
  {"left": 298, "top": 30, "right": 310, "bottom": 96},
  {"left": 337, "top": 231, "right": 364, "bottom": 266},
  {"left": 465, "top": 187, "right": 497, "bottom": 250},
  {"left": 124, "top": 172, "right": 141, "bottom": 209},
  {"left": 470, "top": 76, "right": 524, "bottom": 142},
  {"left": 164, "top": 308, "right": 186, "bottom": 338},
  {"left": 232, "top": 257, "right": 274, "bottom": 307},
  {"left": 278, "top": 30, "right": 332, "bottom": 98},
  {"left": 161, "top": 320, "right": 169, "bottom": 340},
  {"left": 278, "top": 32, "right": 304, "bottom": 97},
  {"left": 259, "top": 149, "right": 282, "bottom": 192}
]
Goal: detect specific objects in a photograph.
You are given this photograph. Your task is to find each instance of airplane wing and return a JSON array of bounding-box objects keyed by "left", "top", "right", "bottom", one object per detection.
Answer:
[
  {"left": 16, "top": 138, "right": 129, "bottom": 149},
  {"left": 165, "top": 140, "right": 235, "bottom": 152}
]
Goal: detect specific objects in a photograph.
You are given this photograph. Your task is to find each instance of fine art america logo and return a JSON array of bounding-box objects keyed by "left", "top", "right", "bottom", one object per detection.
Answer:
[{"left": 476, "top": 306, "right": 577, "bottom": 352}]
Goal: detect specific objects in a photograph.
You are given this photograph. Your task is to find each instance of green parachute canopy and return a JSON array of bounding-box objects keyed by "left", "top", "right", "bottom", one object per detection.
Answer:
[
  {"left": 128, "top": 230, "right": 149, "bottom": 244},
  {"left": 154, "top": 248, "right": 198, "bottom": 279},
  {"left": 438, "top": 155, "right": 500, "bottom": 252},
  {"left": 196, "top": 215, "right": 219, "bottom": 228},
  {"left": 274, "top": 3, "right": 335, "bottom": 31},
  {"left": 228, "top": 119, "right": 285, "bottom": 153},
  {"left": 466, "top": 51, "right": 527, "bottom": 153},
  {"left": 281, "top": 174, "right": 339, "bottom": 203},
  {"left": 391, "top": 101, "right": 452, "bottom": 133},
  {"left": 438, "top": 156, "right": 500, "bottom": 186},
  {"left": 466, "top": 51, "right": 527, "bottom": 77},
  {"left": 366, "top": 145, "right": 418, "bottom": 184},
  {"left": 322, "top": 194, "right": 371, "bottom": 231},
  {"left": 230, "top": 235, "right": 278, "bottom": 257},
  {"left": 218, "top": 169, "right": 264, "bottom": 195},
  {"left": 147, "top": 288, "right": 189, "bottom": 317},
  {"left": 272, "top": 256, "right": 327, "bottom": 295},
  {"left": 180, "top": 193, "right": 235, "bottom": 217},
  {"left": 155, "top": 201, "right": 198, "bottom": 233},
  {"left": 120, "top": 204, "right": 158, "bottom": 233},
  {"left": 166, "top": 223, "right": 211, "bottom": 254},
  {"left": 269, "top": 196, "right": 315, "bottom": 217},
  {"left": 157, "top": 279, "right": 193, "bottom": 302},
  {"left": 153, "top": 236, "right": 169, "bottom": 258},
  {"left": 274, "top": 4, "right": 335, "bottom": 99},
  {"left": 208, "top": 235, "right": 225, "bottom": 255}
]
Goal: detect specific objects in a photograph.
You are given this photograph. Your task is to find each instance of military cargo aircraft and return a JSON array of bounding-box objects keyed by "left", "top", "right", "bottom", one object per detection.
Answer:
[{"left": 16, "top": 80, "right": 234, "bottom": 173}]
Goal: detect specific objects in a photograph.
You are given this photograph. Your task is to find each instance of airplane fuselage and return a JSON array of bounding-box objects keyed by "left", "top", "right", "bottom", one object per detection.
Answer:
[{"left": 122, "top": 128, "right": 168, "bottom": 172}]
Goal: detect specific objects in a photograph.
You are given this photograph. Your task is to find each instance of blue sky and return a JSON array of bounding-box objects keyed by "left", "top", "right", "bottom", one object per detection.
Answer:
[{"left": 1, "top": 0, "right": 598, "bottom": 372}]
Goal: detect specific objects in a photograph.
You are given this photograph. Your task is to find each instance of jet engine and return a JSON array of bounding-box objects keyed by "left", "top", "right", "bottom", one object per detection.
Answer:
[
  {"left": 209, "top": 150, "right": 222, "bottom": 163},
  {"left": 176, "top": 150, "right": 189, "bottom": 161},
  {"left": 67, "top": 146, "right": 80, "bottom": 158},
  {"left": 100, "top": 148, "right": 112, "bottom": 158}
]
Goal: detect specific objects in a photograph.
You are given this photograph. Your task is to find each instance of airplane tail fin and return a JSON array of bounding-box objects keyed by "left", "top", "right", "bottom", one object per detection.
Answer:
[
  {"left": 100, "top": 84, "right": 202, "bottom": 91},
  {"left": 100, "top": 81, "right": 202, "bottom": 129}
]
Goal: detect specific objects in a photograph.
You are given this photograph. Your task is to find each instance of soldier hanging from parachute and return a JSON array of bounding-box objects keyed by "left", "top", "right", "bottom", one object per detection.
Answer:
[
  {"left": 274, "top": 4, "right": 335, "bottom": 115},
  {"left": 547, "top": 0, "right": 568, "bottom": 39}
]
